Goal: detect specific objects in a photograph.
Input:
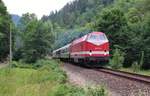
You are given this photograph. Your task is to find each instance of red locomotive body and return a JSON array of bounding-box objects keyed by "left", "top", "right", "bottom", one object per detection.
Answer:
[
  {"left": 52, "top": 32, "right": 109, "bottom": 65},
  {"left": 70, "top": 32, "right": 109, "bottom": 63}
]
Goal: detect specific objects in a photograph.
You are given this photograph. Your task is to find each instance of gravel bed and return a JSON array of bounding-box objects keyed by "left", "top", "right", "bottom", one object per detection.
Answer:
[{"left": 61, "top": 63, "right": 150, "bottom": 96}]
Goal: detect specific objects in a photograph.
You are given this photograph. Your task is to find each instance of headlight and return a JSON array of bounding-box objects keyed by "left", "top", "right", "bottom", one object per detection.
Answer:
[{"left": 89, "top": 52, "right": 92, "bottom": 56}]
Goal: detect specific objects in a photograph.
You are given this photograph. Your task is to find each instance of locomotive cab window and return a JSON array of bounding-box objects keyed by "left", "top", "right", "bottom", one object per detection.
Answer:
[{"left": 88, "top": 34, "right": 107, "bottom": 41}]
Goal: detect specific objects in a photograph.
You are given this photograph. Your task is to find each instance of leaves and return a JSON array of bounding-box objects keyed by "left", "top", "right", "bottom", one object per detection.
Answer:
[
  {"left": 13, "top": 13, "right": 54, "bottom": 63},
  {"left": 110, "top": 48, "right": 125, "bottom": 69},
  {"left": 0, "top": 1, "right": 11, "bottom": 61}
]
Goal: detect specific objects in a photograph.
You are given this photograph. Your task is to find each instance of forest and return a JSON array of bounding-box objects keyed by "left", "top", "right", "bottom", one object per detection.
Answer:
[
  {"left": 0, "top": 0, "right": 150, "bottom": 70},
  {"left": 44, "top": 0, "right": 150, "bottom": 69},
  {"left": 49, "top": 0, "right": 149, "bottom": 70}
]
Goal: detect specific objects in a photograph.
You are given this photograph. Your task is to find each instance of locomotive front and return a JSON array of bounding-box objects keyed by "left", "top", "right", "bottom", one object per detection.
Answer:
[
  {"left": 70, "top": 32, "right": 109, "bottom": 64},
  {"left": 85, "top": 32, "right": 109, "bottom": 63}
]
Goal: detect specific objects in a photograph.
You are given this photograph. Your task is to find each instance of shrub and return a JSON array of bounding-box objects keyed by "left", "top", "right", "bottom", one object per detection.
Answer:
[
  {"left": 131, "top": 61, "right": 140, "bottom": 72},
  {"left": 139, "top": 51, "right": 144, "bottom": 68},
  {"left": 51, "top": 84, "right": 84, "bottom": 96},
  {"left": 132, "top": 51, "right": 144, "bottom": 72},
  {"left": 11, "top": 61, "right": 33, "bottom": 69},
  {"left": 2, "top": 59, "right": 107, "bottom": 96},
  {"left": 109, "top": 48, "right": 125, "bottom": 69},
  {"left": 85, "top": 86, "right": 107, "bottom": 96}
]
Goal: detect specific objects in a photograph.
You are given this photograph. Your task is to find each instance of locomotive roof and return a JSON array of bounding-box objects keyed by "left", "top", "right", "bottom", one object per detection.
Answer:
[
  {"left": 90, "top": 31, "right": 104, "bottom": 34},
  {"left": 53, "top": 32, "right": 106, "bottom": 53},
  {"left": 72, "top": 31, "right": 105, "bottom": 45},
  {"left": 53, "top": 43, "right": 71, "bottom": 53}
]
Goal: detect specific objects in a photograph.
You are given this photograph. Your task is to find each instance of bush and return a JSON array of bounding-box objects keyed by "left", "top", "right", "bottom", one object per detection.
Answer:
[
  {"left": 53, "top": 85, "right": 107, "bottom": 96},
  {"left": 131, "top": 61, "right": 140, "bottom": 72},
  {"left": 139, "top": 51, "right": 144, "bottom": 68},
  {"left": 52, "top": 84, "right": 85, "bottom": 96},
  {"left": 2, "top": 59, "right": 107, "bottom": 96},
  {"left": 131, "top": 51, "right": 144, "bottom": 72},
  {"left": 85, "top": 86, "right": 107, "bottom": 96},
  {"left": 0, "top": 59, "right": 68, "bottom": 96},
  {"left": 11, "top": 61, "right": 33, "bottom": 69},
  {"left": 13, "top": 48, "right": 24, "bottom": 61},
  {"left": 109, "top": 48, "right": 125, "bottom": 69}
]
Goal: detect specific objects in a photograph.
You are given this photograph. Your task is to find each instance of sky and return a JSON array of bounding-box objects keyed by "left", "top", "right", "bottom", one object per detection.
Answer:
[{"left": 3, "top": 0, "right": 74, "bottom": 19}]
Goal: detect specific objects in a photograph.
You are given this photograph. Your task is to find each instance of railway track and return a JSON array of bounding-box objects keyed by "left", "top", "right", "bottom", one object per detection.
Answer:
[
  {"left": 63, "top": 63, "right": 150, "bottom": 95},
  {"left": 94, "top": 67, "right": 150, "bottom": 84}
]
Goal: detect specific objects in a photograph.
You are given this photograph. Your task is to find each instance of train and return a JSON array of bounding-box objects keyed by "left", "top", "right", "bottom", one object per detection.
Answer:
[{"left": 52, "top": 32, "right": 110, "bottom": 65}]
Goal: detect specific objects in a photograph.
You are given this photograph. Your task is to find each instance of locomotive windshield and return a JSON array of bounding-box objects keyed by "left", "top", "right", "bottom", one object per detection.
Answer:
[{"left": 88, "top": 34, "right": 107, "bottom": 41}]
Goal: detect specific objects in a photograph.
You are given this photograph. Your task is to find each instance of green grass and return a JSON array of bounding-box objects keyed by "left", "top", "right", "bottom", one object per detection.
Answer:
[
  {"left": 0, "top": 59, "right": 107, "bottom": 96},
  {"left": 120, "top": 68, "right": 150, "bottom": 76}
]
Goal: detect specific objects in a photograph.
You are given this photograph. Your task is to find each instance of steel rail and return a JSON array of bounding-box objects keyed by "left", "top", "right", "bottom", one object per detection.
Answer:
[{"left": 94, "top": 67, "right": 150, "bottom": 84}]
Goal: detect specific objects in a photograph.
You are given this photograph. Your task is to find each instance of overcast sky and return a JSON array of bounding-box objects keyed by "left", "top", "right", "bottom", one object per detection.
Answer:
[{"left": 3, "top": 0, "right": 74, "bottom": 19}]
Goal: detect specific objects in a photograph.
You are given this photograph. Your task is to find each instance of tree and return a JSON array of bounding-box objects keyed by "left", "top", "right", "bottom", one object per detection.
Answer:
[
  {"left": 142, "top": 15, "right": 150, "bottom": 69},
  {"left": 0, "top": 1, "right": 11, "bottom": 61},
  {"left": 22, "top": 19, "right": 54, "bottom": 63},
  {"left": 126, "top": 8, "right": 143, "bottom": 24},
  {"left": 96, "top": 8, "right": 128, "bottom": 49}
]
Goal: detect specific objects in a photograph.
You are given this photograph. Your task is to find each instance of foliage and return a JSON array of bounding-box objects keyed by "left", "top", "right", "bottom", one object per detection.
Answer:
[
  {"left": 95, "top": 8, "right": 128, "bottom": 50},
  {"left": 53, "top": 27, "right": 91, "bottom": 49},
  {"left": 131, "top": 51, "right": 145, "bottom": 72},
  {"left": 139, "top": 51, "right": 144, "bottom": 68},
  {"left": 131, "top": 61, "right": 140, "bottom": 72},
  {"left": 85, "top": 86, "right": 107, "bottom": 96},
  {"left": 13, "top": 13, "right": 54, "bottom": 63},
  {"left": 42, "top": 0, "right": 114, "bottom": 28},
  {"left": 110, "top": 48, "right": 125, "bottom": 69},
  {"left": 0, "top": 60, "right": 66, "bottom": 96},
  {"left": 121, "top": 68, "right": 150, "bottom": 76},
  {"left": 0, "top": 59, "right": 106, "bottom": 96},
  {"left": 96, "top": 8, "right": 127, "bottom": 33},
  {"left": 0, "top": 1, "right": 11, "bottom": 61},
  {"left": 11, "top": 60, "right": 33, "bottom": 69}
]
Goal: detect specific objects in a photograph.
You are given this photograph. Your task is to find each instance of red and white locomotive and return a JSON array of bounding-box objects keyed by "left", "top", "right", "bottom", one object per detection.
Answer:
[{"left": 52, "top": 32, "right": 109, "bottom": 64}]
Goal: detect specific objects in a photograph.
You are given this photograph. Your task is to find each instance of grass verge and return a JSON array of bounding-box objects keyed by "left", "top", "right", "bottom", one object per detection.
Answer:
[
  {"left": 120, "top": 68, "right": 150, "bottom": 76},
  {"left": 0, "top": 59, "right": 107, "bottom": 96}
]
